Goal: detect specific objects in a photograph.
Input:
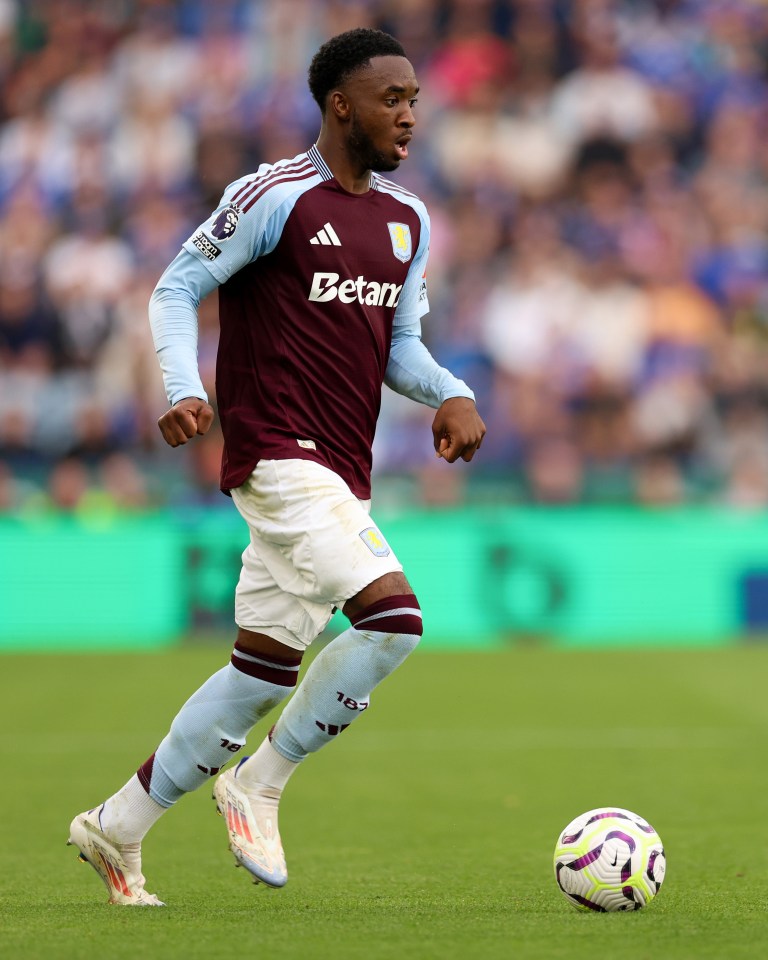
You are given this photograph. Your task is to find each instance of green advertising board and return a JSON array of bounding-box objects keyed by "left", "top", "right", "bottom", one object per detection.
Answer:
[
  {"left": 0, "top": 514, "right": 186, "bottom": 649},
  {"left": 1, "top": 507, "right": 767, "bottom": 650}
]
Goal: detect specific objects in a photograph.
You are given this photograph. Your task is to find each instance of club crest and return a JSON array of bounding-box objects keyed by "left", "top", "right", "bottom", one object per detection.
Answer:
[
  {"left": 359, "top": 526, "right": 391, "bottom": 557},
  {"left": 387, "top": 222, "right": 412, "bottom": 262}
]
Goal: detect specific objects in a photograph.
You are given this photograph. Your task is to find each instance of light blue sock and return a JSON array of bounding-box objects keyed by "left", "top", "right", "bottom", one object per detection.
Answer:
[
  {"left": 138, "top": 646, "right": 301, "bottom": 806},
  {"left": 271, "top": 595, "right": 422, "bottom": 763}
]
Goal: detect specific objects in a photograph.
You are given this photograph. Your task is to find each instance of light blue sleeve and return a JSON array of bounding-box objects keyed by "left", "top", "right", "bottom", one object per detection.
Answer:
[
  {"left": 180, "top": 162, "right": 320, "bottom": 283},
  {"left": 384, "top": 206, "right": 475, "bottom": 409},
  {"left": 385, "top": 330, "right": 476, "bottom": 409},
  {"left": 149, "top": 251, "right": 219, "bottom": 406},
  {"left": 150, "top": 162, "right": 319, "bottom": 405}
]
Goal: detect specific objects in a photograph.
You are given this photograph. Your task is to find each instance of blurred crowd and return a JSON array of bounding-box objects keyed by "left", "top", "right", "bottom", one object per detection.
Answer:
[{"left": 2, "top": 0, "right": 768, "bottom": 514}]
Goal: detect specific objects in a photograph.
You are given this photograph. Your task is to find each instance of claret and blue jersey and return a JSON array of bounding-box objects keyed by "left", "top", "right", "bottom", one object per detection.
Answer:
[{"left": 150, "top": 145, "right": 472, "bottom": 499}]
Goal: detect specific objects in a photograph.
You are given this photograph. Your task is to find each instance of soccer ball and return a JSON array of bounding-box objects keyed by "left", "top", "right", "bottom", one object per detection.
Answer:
[{"left": 553, "top": 807, "right": 666, "bottom": 912}]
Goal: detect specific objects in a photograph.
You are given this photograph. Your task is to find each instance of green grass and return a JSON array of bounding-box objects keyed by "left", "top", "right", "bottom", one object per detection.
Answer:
[{"left": 2, "top": 643, "right": 767, "bottom": 959}]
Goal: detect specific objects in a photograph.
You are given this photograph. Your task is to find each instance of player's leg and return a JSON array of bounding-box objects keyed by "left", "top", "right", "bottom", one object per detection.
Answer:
[
  {"left": 217, "top": 576, "right": 421, "bottom": 889},
  {"left": 138, "top": 627, "right": 300, "bottom": 808},
  {"left": 68, "top": 538, "right": 304, "bottom": 904},
  {"left": 254, "top": 571, "right": 420, "bottom": 768},
  {"left": 235, "top": 571, "right": 420, "bottom": 795},
  {"left": 207, "top": 629, "right": 308, "bottom": 887},
  {"left": 207, "top": 463, "right": 340, "bottom": 886}
]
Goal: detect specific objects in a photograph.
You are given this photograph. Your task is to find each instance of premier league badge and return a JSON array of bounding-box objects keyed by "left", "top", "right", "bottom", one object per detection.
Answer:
[
  {"left": 387, "top": 222, "right": 412, "bottom": 262},
  {"left": 211, "top": 203, "right": 240, "bottom": 240}
]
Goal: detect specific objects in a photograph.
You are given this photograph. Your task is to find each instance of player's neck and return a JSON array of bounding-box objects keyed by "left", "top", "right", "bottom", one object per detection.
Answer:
[{"left": 313, "top": 137, "right": 372, "bottom": 194}]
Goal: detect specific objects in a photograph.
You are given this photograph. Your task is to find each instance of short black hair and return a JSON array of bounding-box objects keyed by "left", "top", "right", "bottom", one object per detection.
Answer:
[{"left": 308, "top": 28, "right": 406, "bottom": 112}]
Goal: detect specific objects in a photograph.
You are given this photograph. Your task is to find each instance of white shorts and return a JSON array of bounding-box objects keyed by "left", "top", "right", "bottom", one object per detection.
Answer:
[{"left": 231, "top": 459, "right": 403, "bottom": 651}]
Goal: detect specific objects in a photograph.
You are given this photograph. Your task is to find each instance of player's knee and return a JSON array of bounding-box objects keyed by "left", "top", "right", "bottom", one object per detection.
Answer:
[
  {"left": 351, "top": 593, "right": 423, "bottom": 650},
  {"left": 342, "top": 571, "right": 413, "bottom": 619},
  {"left": 235, "top": 627, "right": 304, "bottom": 664}
]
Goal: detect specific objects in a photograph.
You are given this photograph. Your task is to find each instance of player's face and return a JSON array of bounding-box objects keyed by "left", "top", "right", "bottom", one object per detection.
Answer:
[{"left": 345, "top": 56, "right": 418, "bottom": 173}]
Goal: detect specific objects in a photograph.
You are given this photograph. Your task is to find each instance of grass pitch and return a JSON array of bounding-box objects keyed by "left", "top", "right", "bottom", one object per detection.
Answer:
[{"left": 1, "top": 643, "right": 766, "bottom": 960}]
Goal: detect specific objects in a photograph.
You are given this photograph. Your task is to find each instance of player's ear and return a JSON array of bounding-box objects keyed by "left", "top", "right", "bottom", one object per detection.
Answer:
[{"left": 329, "top": 90, "right": 350, "bottom": 121}]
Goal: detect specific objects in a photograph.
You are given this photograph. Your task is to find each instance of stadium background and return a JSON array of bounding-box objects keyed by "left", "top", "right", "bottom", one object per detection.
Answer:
[{"left": 2, "top": 0, "right": 768, "bottom": 647}]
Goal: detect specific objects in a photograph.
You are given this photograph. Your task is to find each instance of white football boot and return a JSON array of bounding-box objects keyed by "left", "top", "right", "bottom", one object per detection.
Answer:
[
  {"left": 213, "top": 766, "right": 287, "bottom": 887},
  {"left": 67, "top": 807, "right": 165, "bottom": 906}
]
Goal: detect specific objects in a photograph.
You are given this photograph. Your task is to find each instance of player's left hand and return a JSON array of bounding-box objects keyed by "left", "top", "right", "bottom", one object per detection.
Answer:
[{"left": 432, "top": 397, "right": 486, "bottom": 463}]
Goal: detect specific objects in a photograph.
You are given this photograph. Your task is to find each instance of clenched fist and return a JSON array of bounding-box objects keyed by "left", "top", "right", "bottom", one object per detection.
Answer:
[
  {"left": 432, "top": 396, "right": 486, "bottom": 463},
  {"left": 157, "top": 397, "right": 215, "bottom": 447}
]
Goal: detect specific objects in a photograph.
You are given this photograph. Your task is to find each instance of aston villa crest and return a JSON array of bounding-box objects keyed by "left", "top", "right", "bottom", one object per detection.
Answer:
[
  {"left": 359, "top": 526, "right": 391, "bottom": 557},
  {"left": 387, "top": 222, "right": 412, "bottom": 262}
]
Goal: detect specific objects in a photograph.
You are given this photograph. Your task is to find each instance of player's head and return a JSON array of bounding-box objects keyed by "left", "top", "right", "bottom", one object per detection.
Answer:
[
  {"left": 309, "top": 28, "right": 418, "bottom": 173},
  {"left": 308, "top": 29, "right": 406, "bottom": 112}
]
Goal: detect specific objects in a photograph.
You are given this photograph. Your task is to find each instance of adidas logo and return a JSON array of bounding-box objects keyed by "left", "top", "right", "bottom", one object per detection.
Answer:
[{"left": 310, "top": 222, "right": 341, "bottom": 246}]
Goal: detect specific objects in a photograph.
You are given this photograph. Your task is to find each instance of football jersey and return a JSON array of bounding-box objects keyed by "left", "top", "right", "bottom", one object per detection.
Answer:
[{"left": 182, "top": 145, "right": 430, "bottom": 499}]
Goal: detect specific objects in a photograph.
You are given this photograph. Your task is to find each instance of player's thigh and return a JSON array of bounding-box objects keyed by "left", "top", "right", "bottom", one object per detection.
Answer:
[
  {"left": 234, "top": 535, "right": 333, "bottom": 652},
  {"left": 232, "top": 458, "right": 403, "bottom": 605}
]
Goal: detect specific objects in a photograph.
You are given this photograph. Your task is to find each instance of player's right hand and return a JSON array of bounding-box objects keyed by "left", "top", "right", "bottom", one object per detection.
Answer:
[{"left": 157, "top": 397, "right": 215, "bottom": 447}]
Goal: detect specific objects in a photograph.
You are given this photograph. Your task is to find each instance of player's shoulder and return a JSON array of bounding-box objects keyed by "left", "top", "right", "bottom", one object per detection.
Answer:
[
  {"left": 222, "top": 151, "right": 322, "bottom": 214},
  {"left": 372, "top": 174, "right": 429, "bottom": 222}
]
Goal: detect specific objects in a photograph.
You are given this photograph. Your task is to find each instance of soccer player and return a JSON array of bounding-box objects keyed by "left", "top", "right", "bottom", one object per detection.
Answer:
[{"left": 68, "top": 27, "right": 486, "bottom": 905}]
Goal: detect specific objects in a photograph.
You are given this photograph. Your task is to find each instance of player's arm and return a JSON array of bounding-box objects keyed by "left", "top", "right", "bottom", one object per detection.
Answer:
[
  {"left": 149, "top": 251, "right": 218, "bottom": 447},
  {"left": 385, "top": 325, "right": 486, "bottom": 462},
  {"left": 149, "top": 171, "right": 282, "bottom": 448}
]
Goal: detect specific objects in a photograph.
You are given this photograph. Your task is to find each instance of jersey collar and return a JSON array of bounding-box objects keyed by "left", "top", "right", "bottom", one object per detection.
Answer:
[
  {"left": 308, "top": 144, "right": 334, "bottom": 181},
  {"left": 308, "top": 144, "right": 378, "bottom": 192}
]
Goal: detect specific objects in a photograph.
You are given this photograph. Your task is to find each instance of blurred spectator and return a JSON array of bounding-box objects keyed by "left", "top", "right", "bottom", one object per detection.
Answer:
[
  {"left": 523, "top": 435, "right": 585, "bottom": 505},
  {"left": 0, "top": 277, "right": 60, "bottom": 361},
  {"left": 720, "top": 451, "right": 768, "bottom": 510},
  {"left": 479, "top": 209, "right": 579, "bottom": 384},
  {"left": 43, "top": 457, "right": 92, "bottom": 513},
  {"left": 550, "top": 7, "right": 659, "bottom": 146},
  {"left": 43, "top": 206, "right": 133, "bottom": 366},
  {"left": 97, "top": 452, "right": 151, "bottom": 511},
  {"left": 109, "top": 92, "right": 197, "bottom": 195},
  {"left": 633, "top": 452, "right": 687, "bottom": 507}
]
